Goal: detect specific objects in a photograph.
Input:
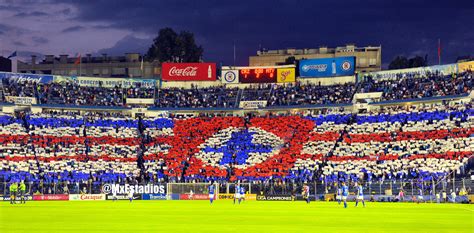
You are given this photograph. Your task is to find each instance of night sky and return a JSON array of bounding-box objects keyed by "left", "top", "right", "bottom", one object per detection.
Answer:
[{"left": 0, "top": 0, "right": 472, "bottom": 67}]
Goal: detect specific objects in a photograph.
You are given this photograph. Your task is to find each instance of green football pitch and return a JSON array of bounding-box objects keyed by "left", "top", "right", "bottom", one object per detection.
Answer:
[{"left": 1, "top": 201, "right": 473, "bottom": 233}]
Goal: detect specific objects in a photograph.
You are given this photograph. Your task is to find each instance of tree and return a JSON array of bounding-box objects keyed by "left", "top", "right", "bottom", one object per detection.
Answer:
[
  {"left": 388, "top": 56, "right": 409, "bottom": 70},
  {"left": 388, "top": 55, "right": 428, "bottom": 70},
  {"left": 408, "top": 55, "right": 428, "bottom": 68},
  {"left": 146, "top": 28, "right": 203, "bottom": 63}
]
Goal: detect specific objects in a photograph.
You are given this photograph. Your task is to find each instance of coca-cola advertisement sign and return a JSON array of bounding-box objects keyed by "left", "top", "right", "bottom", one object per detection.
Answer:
[{"left": 162, "top": 63, "right": 216, "bottom": 81}]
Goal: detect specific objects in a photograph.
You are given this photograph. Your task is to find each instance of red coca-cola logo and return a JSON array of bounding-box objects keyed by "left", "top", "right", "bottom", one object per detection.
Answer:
[{"left": 169, "top": 66, "right": 198, "bottom": 77}]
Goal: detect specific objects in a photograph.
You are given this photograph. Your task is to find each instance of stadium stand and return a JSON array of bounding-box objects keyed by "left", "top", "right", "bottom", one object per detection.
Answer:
[
  {"left": 0, "top": 101, "right": 472, "bottom": 187},
  {"left": 358, "top": 71, "right": 473, "bottom": 101},
  {"left": 0, "top": 68, "right": 473, "bottom": 196}
]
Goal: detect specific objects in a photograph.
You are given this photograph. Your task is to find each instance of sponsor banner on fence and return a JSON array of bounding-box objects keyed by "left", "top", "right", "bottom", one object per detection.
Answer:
[
  {"left": 126, "top": 98, "right": 155, "bottom": 105},
  {"left": 299, "top": 56, "right": 355, "bottom": 77},
  {"left": 69, "top": 194, "right": 105, "bottom": 201},
  {"left": 239, "top": 100, "right": 267, "bottom": 109},
  {"left": 277, "top": 68, "right": 296, "bottom": 83},
  {"left": 5, "top": 96, "right": 37, "bottom": 105},
  {"left": 179, "top": 194, "right": 209, "bottom": 200},
  {"left": 142, "top": 194, "right": 167, "bottom": 200},
  {"left": 2, "top": 195, "right": 33, "bottom": 201},
  {"left": 162, "top": 63, "right": 216, "bottom": 81},
  {"left": 458, "top": 61, "right": 474, "bottom": 72},
  {"left": 33, "top": 194, "right": 69, "bottom": 201},
  {"left": 256, "top": 195, "right": 293, "bottom": 201},
  {"left": 221, "top": 70, "right": 239, "bottom": 84},
  {"left": 217, "top": 194, "right": 257, "bottom": 200},
  {"left": 218, "top": 194, "right": 235, "bottom": 199},
  {"left": 169, "top": 194, "right": 180, "bottom": 200},
  {"left": 0, "top": 72, "right": 54, "bottom": 84},
  {"left": 105, "top": 194, "right": 142, "bottom": 200}
]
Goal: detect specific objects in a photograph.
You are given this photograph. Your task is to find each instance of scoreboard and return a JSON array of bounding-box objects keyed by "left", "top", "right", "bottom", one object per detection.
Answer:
[{"left": 239, "top": 68, "right": 277, "bottom": 83}]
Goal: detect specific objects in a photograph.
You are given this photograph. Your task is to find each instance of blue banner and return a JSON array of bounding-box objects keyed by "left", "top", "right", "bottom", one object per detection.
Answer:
[
  {"left": 142, "top": 194, "right": 167, "bottom": 200},
  {"left": 0, "top": 72, "right": 54, "bottom": 84},
  {"left": 299, "top": 56, "right": 355, "bottom": 77}
]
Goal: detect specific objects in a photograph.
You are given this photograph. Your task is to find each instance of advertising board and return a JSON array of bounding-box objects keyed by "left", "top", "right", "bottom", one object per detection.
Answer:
[
  {"left": 162, "top": 63, "right": 216, "bottom": 81},
  {"left": 69, "top": 194, "right": 106, "bottom": 201},
  {"left": 299, "top": 57, "right": 355, "bottom": 77}
]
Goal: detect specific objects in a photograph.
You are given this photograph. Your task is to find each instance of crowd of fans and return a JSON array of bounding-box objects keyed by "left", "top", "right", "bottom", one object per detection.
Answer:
[
  {"left": 268, "top": 82, "right": 355, "bottom": 106},
  {"left": 1, "top": 70, "right": 473, "bottom": 108},
  {"left": 239, "top": 82, "right": 355, "bottom": 106},
  {"left": 359, "top": 71, "right": 473, "bottom": 101},
  {"left": 155, "top": 85, "right": 239, "bottom": 108},
  {"left": 0, "top": 101, "right": 471, "bottom": 191}
]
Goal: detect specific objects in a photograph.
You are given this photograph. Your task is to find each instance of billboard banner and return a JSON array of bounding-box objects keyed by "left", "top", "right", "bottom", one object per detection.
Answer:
[
  {"left": 425, "top": 64, "right": 458, "bottom": 75},
  {"left": 77, "top": 77, "right": 156, "bottom": 88},
  {"left": 4, "top": 96, "right": 37, "bottom": 105},
  {"left": 162, "top": 63, "right": 216, "bottom": 81},
  {"left": 2, "top": 195, "right": 33, "bottom": 201},
  {"left": 33, "top": 194, "right": 69, "bottom": 201},
  {"left": 69, "top": 194, "right": 106, "bottom": 201},
  {"left": 179, "top": 194, "right": 209, "bottom": 200},
  {"left": 277, "top": 68, "right": 296, "bottom": 83},
  {"left": 458, "top": 61, "right": 474, "bottom": 72},
  {"left": 126, "top": 98, "right": 155, "bottom": 105},
  {"left": 0, "top": 72, "right": 54, "bottom": 84},
  {"left": 105, "top": 194, "right": 142, "bottom": 200},
  {"left": 256, "top": 195, "right": 292, "bottom": 201},
  {"left": 142, "top": 194, "right": 167, "bottom": 200},
  {"left": 217, "top": 194, "right": 257, "bottom": 200},
  {"left": 53, "top": 75, "right": 77, "bottom": 84},
  {"left": 239, "top": 68, "right": 277, "bottom": 83},
  {"left": 239, "top": 101, "right": 267, "bottom": 109},
  {"left": 360, "top": 63, "right": 458, "bottom": 80},
  {"left": 54, "top": 76, "right": 156, "bottom": 88},
  {"left": 221, "top": 70, "right": 239, "bottom": 84},
  {"left": 299, "top": 57, "right": 355, "bottom": 77}
]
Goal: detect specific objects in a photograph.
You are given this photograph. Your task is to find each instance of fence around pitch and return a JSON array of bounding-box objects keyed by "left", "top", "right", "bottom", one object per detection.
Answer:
[{"left": 1, "top": 179, "right": 472, "bottom": 198}]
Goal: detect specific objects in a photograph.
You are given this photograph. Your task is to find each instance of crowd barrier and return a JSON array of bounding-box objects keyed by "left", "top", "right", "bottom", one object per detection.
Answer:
[{"left": 2, "top": 193, "right": 470, "bottom": 203}]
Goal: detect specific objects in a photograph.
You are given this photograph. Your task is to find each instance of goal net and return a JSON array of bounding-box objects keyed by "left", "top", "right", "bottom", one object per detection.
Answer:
[{"left": 167, "top": 183, "right": 219, "bottom": 200}]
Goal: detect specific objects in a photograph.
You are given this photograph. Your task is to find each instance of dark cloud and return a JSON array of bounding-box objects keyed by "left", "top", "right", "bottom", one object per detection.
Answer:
[
  {"left": 0, "top": 23, "right": 29, "bottom": 36},
  {"left": 61, "top": 25, "right": 85, "bottom": 33},
  {"left": 57, "top": 7, "right": 71, "bottom": 15},
  {"left": 32, "top": 36, "right": 49, "bottom": 45},
  {"left": 13, "top": 11, "right": 49, "bottom": 17},
  {"left": 97, "top": 34, "right": 152, "bottom": 56},
  {"left": 0, "top": 23, "right": 15, "bottom": 33},
  {"left": 13, "top": 41, "right": 27, "bottom": 47},
  {"left": 21, "top": 0, "right": 474, "bottom": 65},
  {"left": 0, "top": 5, "right": 23, "bottom": 12}
]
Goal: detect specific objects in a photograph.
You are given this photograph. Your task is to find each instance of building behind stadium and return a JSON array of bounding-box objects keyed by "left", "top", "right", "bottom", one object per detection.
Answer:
[
  {"left": 17, "top": 53, "right": 161, "bottom": 78},
  {"left": 249, "top": 44, "right": 382, "bottom": 73}
]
